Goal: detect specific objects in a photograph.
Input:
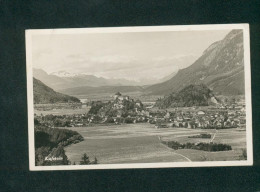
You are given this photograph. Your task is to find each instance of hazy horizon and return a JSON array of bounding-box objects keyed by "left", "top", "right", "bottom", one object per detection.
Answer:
[{"left": 32, "top": 30, "right": 230, "bottom": 81}]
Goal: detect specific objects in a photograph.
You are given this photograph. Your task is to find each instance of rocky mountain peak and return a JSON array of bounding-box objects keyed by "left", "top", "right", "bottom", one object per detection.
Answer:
[{"left": 146, "top": 29, "right": 245, "bottom": 96}]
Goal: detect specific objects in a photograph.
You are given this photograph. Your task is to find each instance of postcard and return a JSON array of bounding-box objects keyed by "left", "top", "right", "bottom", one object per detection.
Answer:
[{"left": 26, "top": 24, "right": 252, "bottom": 170}]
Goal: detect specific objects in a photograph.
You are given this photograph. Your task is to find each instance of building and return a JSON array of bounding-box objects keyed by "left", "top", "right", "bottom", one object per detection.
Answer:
[
  {"left": 197, "top": 111, "right": 206, "bottom": 115},
  {"left": 155, "top": 124, "right": 168, "bottom": 129},
  {"left": 114, "top": 92, "right": 122, "bottom": 100}
]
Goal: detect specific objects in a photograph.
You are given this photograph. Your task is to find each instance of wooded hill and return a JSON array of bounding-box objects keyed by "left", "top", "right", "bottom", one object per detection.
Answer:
[
  {"left": 33, "top": 78, "right": 80, "bottom": 104},
  {"left": 34, "top": 124, "right": 84, "bottom": 166},
  {"left": 155, "top": 84, "right": 218, "bottom": 108}
]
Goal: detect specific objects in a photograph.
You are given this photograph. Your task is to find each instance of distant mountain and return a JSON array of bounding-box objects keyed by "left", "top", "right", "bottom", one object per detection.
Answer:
[
  {"left": 33, "top": 68, "right": 68, "bottom": 90},
  {"left": 51, "top": 70, "right": 142, "bottom": 86},
  {"left": 33, "top": 78, "right": 80, "bottom": 104},
  {"left": 33, "top": 69, "right": 143, "bottom": 90},
  {"left": 34, "top": 68, "right": 181, "bottom": 92},
  {"left": 59, "top": 85, "right": 145, "bottom": 96},
  {"left": 146, "top": 30, "right": 245, "bottom": 96},
  {"left": 51, "top": 71, "right": 82, "bottom": 77},
  {"left": 155, "top": 84, "right": 218, "bottom": 108}
]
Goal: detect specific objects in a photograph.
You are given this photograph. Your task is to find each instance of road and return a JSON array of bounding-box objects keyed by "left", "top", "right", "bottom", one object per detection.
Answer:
[
  {"left": 210, "top": 129, "right": 218, "bottom": 143},
  {"left": 158, "top": 136, "right": 192, "bottom": 162}
]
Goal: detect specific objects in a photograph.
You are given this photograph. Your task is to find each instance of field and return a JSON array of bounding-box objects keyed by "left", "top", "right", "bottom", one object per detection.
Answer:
[
  {"left": 73, "top": 92, "right": 162, "bottom": 102},
  {"left": 62, "top": 123, "right": 246, "bottom": 164},
  {"left": 34, "top": 107, "right": 91, "bottom": 116}
]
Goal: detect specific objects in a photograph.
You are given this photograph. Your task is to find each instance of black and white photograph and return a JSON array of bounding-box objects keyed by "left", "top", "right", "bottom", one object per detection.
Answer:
[{"left": 26, "top": 24, "right": 252, "bottom": 170}]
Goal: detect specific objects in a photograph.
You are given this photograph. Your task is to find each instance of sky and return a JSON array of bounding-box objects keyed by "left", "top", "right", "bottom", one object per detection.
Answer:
[{"left": 32, "top": 29, "right": 230, "bottom": 81}]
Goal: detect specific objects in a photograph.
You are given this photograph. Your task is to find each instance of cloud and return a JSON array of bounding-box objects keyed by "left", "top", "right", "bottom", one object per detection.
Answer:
[
  {"left": 46, "top": 53, "right": 199, "bottom": 81},
  {"left": 33, "top": 48, "right": 52, "bottom": 61},
  {"left": 32, "top": 29, "right": 228, "bottom": 81}
]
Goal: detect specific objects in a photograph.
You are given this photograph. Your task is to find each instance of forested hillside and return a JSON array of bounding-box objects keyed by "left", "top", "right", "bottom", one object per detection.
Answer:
[
  {"left": 155, "top": 84, "right": 218, "bottom": 108},
  {"left": 35, "top": 124, "right": 84, "bottom": 166},
  {"left": 33, "top": 78, "right": 80, "bottom": 104}
]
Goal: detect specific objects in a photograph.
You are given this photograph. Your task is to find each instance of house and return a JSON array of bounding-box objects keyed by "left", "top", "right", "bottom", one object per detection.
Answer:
[
  {"left": 114, "top": 92, "right": 130, "bottom": 102},
  {"left": 155, "top": 124, "right": 168, "bottom": 129},
  {"left": 146, "top": 105, "right": 153, "bottom": 109},
  {"left": 240, "top": 107, "right": 246, "bottom": 112},
  {"left": 177, "top": 116, "right": 183, "bottom": 121},
  {"left": 118, "top": 96, "right": 124, "bottom": 101},
  {"left": 114, "top": 103, "right": 124, "bottom": 109},
  {"left": 124, "top": 96, "right": 130, "bottom": 101},
  {"left": 164, "top": 112, "right": 170, "bottom": 119},
  {"left": 135, "top": 100, "right": 142, "bottom": 107},
  {"left": 82, "top": 104, "right": 87, "bottom": 108},
  {"left": 172, "top": 121, "right": 179, "bottom": 127},
  {"left": 239, "top": 117, "right": 246, "bottom": 124},
  {"left": 141, "top": 110, "right": 149, "bottom": 117},
  {"left": 197, "top": 111, "right": 205, "bottom": 115}
]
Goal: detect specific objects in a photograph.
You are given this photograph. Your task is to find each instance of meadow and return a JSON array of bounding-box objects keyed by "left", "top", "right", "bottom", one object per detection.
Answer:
[
  {"left": 62, "top": 123, "right": 246, "bottom": 164},
  {"left": 34, "top": 107, "right": 91, "bottom": 116},
  {"left": 73, "top": 92, "right": 162, "bottom": 102}
]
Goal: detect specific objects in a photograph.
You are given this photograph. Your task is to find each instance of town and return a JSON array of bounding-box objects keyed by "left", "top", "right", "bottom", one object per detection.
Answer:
[{"left": 34, "top": 92, "right": 246, "bottom": 130}]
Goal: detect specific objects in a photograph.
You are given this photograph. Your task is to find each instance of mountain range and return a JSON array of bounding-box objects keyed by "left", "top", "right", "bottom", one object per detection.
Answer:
[
  {"left": 33, "top": 68, "right": 174, "bottom": 91},
  {"left": 145, "top": 29, "right": 245, "bottom": 96},
  {"left": 33, "top": 68, "right": 141, "bottom": 90},
  {"left": 34, "top": 29, "right": 245, "bottom": 97}
]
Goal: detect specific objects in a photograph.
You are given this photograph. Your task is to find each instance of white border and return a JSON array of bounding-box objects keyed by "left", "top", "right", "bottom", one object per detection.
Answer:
[{"left": 26, "top": 24, "right": 253, "bottom": 171}]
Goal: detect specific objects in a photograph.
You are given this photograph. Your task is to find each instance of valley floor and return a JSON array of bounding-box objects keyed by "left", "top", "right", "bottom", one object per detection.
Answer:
[{"left": 62, "top": 123, "right": 246, "bottom": 164}]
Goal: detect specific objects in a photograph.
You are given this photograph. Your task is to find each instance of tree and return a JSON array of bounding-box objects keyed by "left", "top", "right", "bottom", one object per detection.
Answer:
[
  {"left": 88, "top": 103, "right": 104, "bottom": 115},
  {"left": 106, "top": 117, "right": 115, "bottom": 123},
  {"left": 93, "top": 157, "right": 98, "bottom": 164},
  {"left": 240, "top": 148, "right": 247, "bottom": 160},
  {"left": 34, "top": 118, "right": 40, "bottom": 125},
  {"left": 125, "top": 117, "right": 133, "bottom": 124},
  {"left": 80, "top": 153, "right": 90, "bottom": 165}
]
